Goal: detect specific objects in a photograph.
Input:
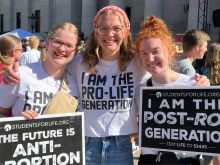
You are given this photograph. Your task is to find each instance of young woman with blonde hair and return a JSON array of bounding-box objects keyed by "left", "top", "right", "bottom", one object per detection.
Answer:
[
  {"left": 0, "top": 34, "right": 22, "bottom": 83},
  {"left": 0, "top": 22, "right": 79, "bottom": 118}
]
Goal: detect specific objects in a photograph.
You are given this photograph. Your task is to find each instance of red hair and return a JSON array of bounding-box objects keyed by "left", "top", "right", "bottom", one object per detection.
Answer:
[{"left": 135, "top": 15, "right": 176, "bottom": 66}]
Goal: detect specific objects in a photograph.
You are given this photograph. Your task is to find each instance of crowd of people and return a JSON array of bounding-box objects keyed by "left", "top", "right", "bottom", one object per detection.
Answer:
[{"left": 0, "top": 4, "right": 219, "bottom": 165}]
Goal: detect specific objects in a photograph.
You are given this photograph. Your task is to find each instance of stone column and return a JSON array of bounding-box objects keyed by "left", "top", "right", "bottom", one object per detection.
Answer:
[
  {"left": 81, "top": 0, "right": 97, "bottom": 39},
  {"left": 144, "top": 0, "right": 163, "bottom": 19},
  {"left": 108, "top": 0, "right": 125, "bottom": 9},
  {"left": 187, "top": 0, "right": 199, "bottom": 29}
]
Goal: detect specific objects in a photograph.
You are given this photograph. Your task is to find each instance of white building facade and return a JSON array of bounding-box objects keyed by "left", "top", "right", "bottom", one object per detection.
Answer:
[{"left": 0, "top": 0, "right": 219, "bottom": 42}]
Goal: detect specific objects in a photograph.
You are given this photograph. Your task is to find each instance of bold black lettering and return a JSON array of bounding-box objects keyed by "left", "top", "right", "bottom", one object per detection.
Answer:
[
  {"left": 23, "top": 103, "right": 32, "bottom": 111},
  {"left": 102, "top": 100, "right": 107, "bottom": 109},
  {"left": 87, "top": 87, "right": 95, "bottom": 99},
  {"left": 96, "top": 75, "right": 107, "bottom": 86},
  {"left": 81, "top": 72, "right": 85, "bottom": 84},
  {"left": 25, "top": 90, "right": 29, "bottom": 102},
  {"left": 90, "top": 100, "right": 96, "bottom": 110},
  {"left": 112, "top": 75, "right": 117, "bottom": 85},
  {"left": 95, "top": 87, "right": 103, "bottom": 99},
  {"left": 34, "top": 91, "right": 42, "bottom": 104},
  {"left": 96, "top": 101, "right": 101, "bottom": 110},
  {"left": 118, "top": 73, "right": 127, "bottom": 85},
  {"left": 127, "top": 72, "right": 134, "bottom": 84},
  {"left": 43, "top": 92, "right": 53, "bottom": 104},
  {"left": 88, "top": 74, "right": 96, "bottom": 85},
  {"left": 114, "top": 100, "right": 121, "bottom": 109},
  {"left": 128, "top": 85, "right": 134, "bottom": 98},
  {"left": 32, "top": 105, "right": 41, "bottom": 114},
  {"left": 109, "top": 87, "right": 116, "bottom": 99},
  {"left": 120, "top": 86, "right": 128, "bottom": 98},
  {"left": 109, "top": 100, "right": 114, "bottom": 110},
  {"left": 82, "top": 86, "right": 87, "bottom": 98}
]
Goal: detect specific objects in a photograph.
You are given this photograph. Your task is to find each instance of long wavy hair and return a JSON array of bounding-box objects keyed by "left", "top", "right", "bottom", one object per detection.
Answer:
[
  {"left": 82, "top": 10, "right": 135, "bottom": 74},
  {"left": 135, "top": 15, "right": 176, "bottom": 67},
  {"left": 205, "top": 43, "right": 220, "bottom": 84}
]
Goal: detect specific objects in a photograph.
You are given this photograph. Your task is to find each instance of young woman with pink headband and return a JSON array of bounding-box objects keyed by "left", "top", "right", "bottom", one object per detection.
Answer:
[{"left": 67, "top": 5, "right": 149, "bottom": 165}]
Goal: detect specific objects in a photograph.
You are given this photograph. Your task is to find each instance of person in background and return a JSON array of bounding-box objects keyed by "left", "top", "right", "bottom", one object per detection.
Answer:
[
  {"left": 196, "top": 43, "right": 220, "bottom": 86},
  {"left": 77, "top": 40, "right": 85, "bottom": 55},
  {"left": 39, "top": 47, "right": 47, "bottom": 62},
  {"left": 175, "top": 42, "right": 183, "bottom": 56},
  {"left": 22, "top": 36, "right": 31, "bottom": 52},
  {"left": 38, "top": 41, "right": 47, "bottom": 62},
  {"left": 135, "top": 15, "right": 208, "bottom": 165},
  {"left": 19, "top": 36, "right": 41, "bottom": 65},
  {"left": 0, "top": 22, "right": 79, "bottom": 118},
  {"left": 0, "top": 34, "right": 23, "bottom": 84},
  {"left": 173, "top": 29, "right": 210, "bottom": 76},
  {"left": 0, "top": 34, "right": 23, "bottom": 117}
]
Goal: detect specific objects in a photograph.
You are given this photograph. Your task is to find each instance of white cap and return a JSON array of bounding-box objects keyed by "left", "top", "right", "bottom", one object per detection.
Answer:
[{"left": 25, "top": 36, "right": 30, "bottom": 40}]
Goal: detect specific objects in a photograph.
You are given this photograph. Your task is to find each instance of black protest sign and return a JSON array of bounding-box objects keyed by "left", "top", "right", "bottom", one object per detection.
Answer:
[
  {"left": 0, "top": 112, "right": 85, "bottom": 165},
  {"left": 140, "top": 87, "right": 220, "bottom": 156}
]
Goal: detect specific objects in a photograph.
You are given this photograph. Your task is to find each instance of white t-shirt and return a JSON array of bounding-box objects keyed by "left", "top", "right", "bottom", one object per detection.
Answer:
[
  {"left": 19, "top": 49, "right": 41, "bottom": 65},
  {"left": 67, "top": 55, "right": 150, "bottom": 137},
  {"left": 0, "top": 62, "right": 77, "bottom": 116},
  {"left": 136, "top": 74, "right": 198, "bottom": 158}
]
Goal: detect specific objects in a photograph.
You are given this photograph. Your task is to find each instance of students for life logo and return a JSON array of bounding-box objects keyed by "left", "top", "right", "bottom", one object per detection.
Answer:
[
  {"left": 156, "top": 92, "right": 162, "bottom": 98},
  {"left": 4, "top": 124, "right": 12, "bottom": 131}
]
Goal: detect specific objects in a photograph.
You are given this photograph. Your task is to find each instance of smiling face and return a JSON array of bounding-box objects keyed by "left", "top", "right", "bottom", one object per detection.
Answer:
[
  {"left": 45, "top": 29, "right": 78, "bottom": 67},
  {"left": 139, "top": 38, "right": 169, "bottom": 76},
  {"left": 95, "top": 13, "right": 125, "bottom": 61}
]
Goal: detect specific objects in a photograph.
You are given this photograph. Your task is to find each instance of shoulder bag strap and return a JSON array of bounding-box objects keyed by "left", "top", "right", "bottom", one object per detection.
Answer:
[
  {"left": 60, "top": 72, "right": 69, "bottom": 92},
  {"left": 146, "top": 77, "right": 153, "bottom": 87}
]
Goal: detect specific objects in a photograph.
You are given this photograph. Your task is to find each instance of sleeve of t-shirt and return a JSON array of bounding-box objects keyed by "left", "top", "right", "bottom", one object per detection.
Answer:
[
  {"left": 0, "top": 78, "right": 19, "bottom": 108},
  {"left": 181, "top": 67, "right": 196, "bottom": 76}
]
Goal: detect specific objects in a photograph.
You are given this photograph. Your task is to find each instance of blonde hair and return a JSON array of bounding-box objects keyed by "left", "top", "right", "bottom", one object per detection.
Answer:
[
  {"left": 135, "top": 15, "right": 176, "bottom": 67},
  {"left": 205, "top": 43, "right": 220, "bottom": 84},
  {"left": 39, "top": 48, "right": 47, "bottom": 62},
  {"left": 47, "top": 22, "right": 78, "bottom": 41},
  {"left": 29, "top": 36, "right": 40, "bottom": 49},
  {"left": 82, "top": 9, "right": 135, "bottom": 74},
  {"left": 0, "top": 34, "right": 21, "bottom": 74}
]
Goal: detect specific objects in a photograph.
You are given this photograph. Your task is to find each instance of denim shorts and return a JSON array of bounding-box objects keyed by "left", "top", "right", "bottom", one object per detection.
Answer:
[{"left": 85, "top": 135, "right": 133, "bottom": 165}]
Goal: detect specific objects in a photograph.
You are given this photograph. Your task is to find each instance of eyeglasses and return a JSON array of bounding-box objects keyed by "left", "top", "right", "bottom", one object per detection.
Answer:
[
  {"left": 96, "top": 25, "right": 124, "bottom": 35},
  {"left": 51, "top": 38, "right": 77, "bottom": 51},
  {"left": 15, "top": 49, "right": 23, "bottom": 52}
]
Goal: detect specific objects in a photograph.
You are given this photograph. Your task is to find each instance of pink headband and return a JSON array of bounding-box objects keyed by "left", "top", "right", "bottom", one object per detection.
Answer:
[{"left": 93, "top": 5, "right": 130, "bottom": 30}]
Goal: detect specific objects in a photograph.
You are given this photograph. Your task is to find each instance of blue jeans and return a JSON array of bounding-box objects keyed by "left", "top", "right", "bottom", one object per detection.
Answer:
[{"left": 85, "top": 135, "right": 133, "bottom": 165}]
